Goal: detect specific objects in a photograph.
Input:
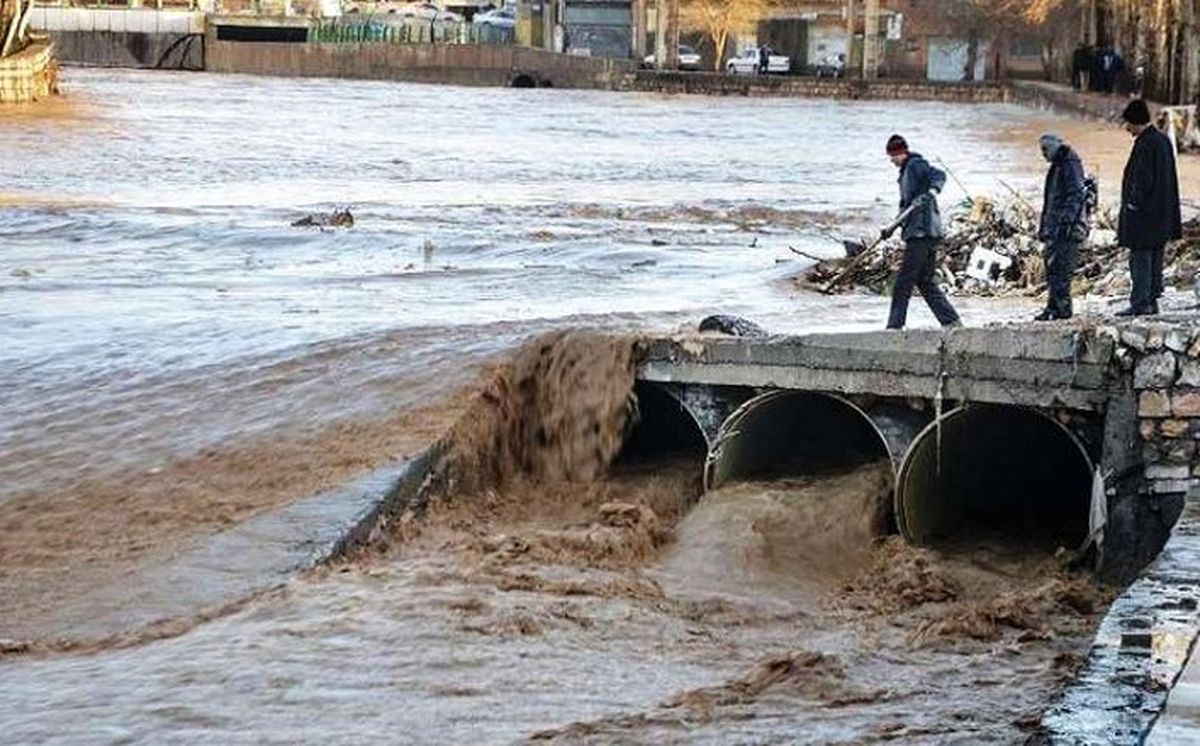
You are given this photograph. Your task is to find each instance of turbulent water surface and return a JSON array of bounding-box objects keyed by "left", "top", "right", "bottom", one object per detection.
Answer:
[{"left": 0, "top": 69, "right": 1096, "bottom": 743}]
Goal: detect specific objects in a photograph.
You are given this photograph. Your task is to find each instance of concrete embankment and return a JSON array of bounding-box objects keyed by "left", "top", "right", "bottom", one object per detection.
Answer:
[
  {"left": 625, "top": 70, "right": 1011, "bottom": 102},
  {"left": 205, "top": 37, "right": 630, "bottom": 89},
  {"left": 28, "top": 8, "right": 204, "bottom": 70}
]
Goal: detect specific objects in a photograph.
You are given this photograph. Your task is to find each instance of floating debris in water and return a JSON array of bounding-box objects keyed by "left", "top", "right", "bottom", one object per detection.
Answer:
[
  {"left": 290, "top": 208, "right": 354, "bottom": 229},
  {"left": 698, "top": 314, "right": 767, "bottom": 337}
]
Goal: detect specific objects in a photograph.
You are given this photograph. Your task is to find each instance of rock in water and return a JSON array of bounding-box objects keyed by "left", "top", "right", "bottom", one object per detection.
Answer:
[
  {"left": 698, "top": 315, "right": 767, "bottom": 337},
  {"left": 291, "top": 208, "right": 354, "bottom": 228}
]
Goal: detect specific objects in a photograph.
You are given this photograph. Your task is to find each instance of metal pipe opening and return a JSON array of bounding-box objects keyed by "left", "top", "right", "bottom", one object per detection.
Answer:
[
  {"left": 708, "top": 391, "right": 893, "bottom": 489},
  {"left": 618, "top": 382, "right": 709, "bottom": 464},
  {"left": 896, "top": 405, "right": 1093, "bottom": 549}
]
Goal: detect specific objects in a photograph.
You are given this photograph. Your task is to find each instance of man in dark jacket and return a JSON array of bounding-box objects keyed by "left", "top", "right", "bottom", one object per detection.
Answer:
[
  {"left": 881, "top": 135, "right": 962, "bottom": 330},
  {"left": 1117, "top": 99, "right": 1183, "bottom": 316},
  {"left": 1071, "top": 45, "right": 1087, "bottom": 90},
  {"left": 1036, "top": 133, "right": 1089, "bottom": 320}
]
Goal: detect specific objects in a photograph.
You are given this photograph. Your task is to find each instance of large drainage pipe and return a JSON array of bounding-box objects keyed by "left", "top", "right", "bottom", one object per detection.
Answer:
[
  {"left": 896, "top": 404, "right": 1094, "bottom": 549},
  {"left": 707, "top": 390, "right": 896, "bottom": 490},
  {"left": 618, "top": 381, "right": 710, "bottom": 464}
]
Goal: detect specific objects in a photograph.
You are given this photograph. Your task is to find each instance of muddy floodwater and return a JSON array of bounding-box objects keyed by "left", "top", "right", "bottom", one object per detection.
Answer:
[
  {"left": 0, "top": 457, "right": 1105, "bottom": 743},
  {"left": 0, "top": 70, "right": 1113, "bottom": 742}
]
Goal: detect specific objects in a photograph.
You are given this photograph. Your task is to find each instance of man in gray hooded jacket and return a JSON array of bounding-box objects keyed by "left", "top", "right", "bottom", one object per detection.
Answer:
[
  {"left": 881, "top": 134, "right": 961, "bottom": 330},
  {"left": 1035, "top": 133, "right": 1089, "bottom": 320}
]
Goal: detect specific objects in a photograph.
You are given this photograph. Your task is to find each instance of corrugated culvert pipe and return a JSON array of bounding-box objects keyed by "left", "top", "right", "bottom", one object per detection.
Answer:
[
  {"left": 895, "top": 404, "right": 1093, "bottom": 548},
  {"left": 707, "top": 391, "right": 894, "bottom": 489}
]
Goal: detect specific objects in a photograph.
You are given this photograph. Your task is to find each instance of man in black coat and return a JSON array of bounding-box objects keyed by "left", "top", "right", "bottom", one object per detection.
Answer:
[
  {"left": 1035, "top": 133, "right": 1089, "bottom": 320},
  {"left": 881, "top": 135, "right": 962, "bottom": 330},
  {"left": 1071, "top": 45, "right": 1087, "bottom": 90},
  {"left": 1117, "top": 99, "right": 1183, "bottom": 316}
]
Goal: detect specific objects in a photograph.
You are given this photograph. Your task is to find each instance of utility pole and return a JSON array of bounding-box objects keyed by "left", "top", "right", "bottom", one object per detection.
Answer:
[
  {"left": 863, "top": 0, "right": 879, "bottom": 79},
  {"left": 667, "top": 0, "right": 679, "bottom": 70},
  {"left": 542, "top": 0, "right": 554, "bottom": 51},
  {"left": 845, "top": 0, "right": 856, "bottom": 78},
  {"left": 632, "top": 0, "right": 646, "bottom": 60},
  {"left": 654, "top": 0, "right": 666, "bottom": 70}
]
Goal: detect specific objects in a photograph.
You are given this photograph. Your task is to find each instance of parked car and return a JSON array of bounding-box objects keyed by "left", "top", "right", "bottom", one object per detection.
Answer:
[
  {"left": 472, "top": 5, "right": 515, "bottom": 29},
  {"left": 642, "top": 44, "right": 702, "bottom": 71},
  {"left": 814, "top": 52, "right": 846, "bottom": 78},
  {"left": 725, "top": 46, "right": 789, "bottom": 75},
  {"left": 394, "top": 2, "right": 462, "bottom": 22}
]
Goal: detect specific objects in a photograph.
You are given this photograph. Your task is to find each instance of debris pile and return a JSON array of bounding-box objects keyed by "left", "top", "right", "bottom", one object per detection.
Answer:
[{"left": 797, "top": 196, "right": 1200, "bottom": 300}]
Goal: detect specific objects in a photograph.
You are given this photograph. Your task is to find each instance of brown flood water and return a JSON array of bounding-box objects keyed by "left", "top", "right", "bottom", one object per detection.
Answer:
[
  {"left": 0, "top": 332, "right": 1109, "bottom": 743},
  {"left": 0, "top": 456, "right": 1106, "bottom": 743}
]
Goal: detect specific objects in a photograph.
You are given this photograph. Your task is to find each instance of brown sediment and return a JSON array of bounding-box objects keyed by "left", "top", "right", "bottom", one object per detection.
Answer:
[
  {"left": 441, "top": 330, "right": 637, "bottom": 491},
  {"left": 0, "top": 586, "right": 289, "bottom": 661},
  {"left": 548, "top": 203, "right": 860, "bottom": 231},
  {"left": 656, "top": 462, "right": 894, "bottom": 599},
  {"left": 908, "top": 574, "right": 1108, "bottom": 645},
  {"left": 0, "top": 397, "right": 466, "bottom": 638},
  {"left": 664, "top": 651, "right": 859, "bottom": 713},
  {"left": 840, "top": 537, "right": 961, "bottom": 613},
  {"left": 0, "top": 192, "right": 112, "bottom": 208},
  {"left": 0, "top": 90, "right": 100, "bottom": 128}
]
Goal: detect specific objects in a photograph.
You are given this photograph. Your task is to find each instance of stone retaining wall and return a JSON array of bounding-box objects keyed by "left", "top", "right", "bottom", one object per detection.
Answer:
[
  {"left": 1007, "top": 79, "right": 1135, "bottom": 121},
  {"left": 205, "top": 38, "right": 632, "bottom": 89},
  {"left": 49, "top": 30, "right": 203, "bottom": 70},
  {"left": 0, "top": 42, "right": 59, "bottom": 104},
  {"left": 1123, "top": 322, "right": 1200, "bottom": 496},
  {"left": 625, "top": 71, "right": 1010, "bottom": 102}
]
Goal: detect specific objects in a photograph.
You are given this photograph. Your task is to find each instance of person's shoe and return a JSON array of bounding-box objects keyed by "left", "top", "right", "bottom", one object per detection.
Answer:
[
  {"left": 1116, "top": 306, "right": 1153, "bottom": 317},
  {"left": 943, "top": 319, "right": 963, "bottom": 329},
  {"left": 1033, "top": 309, "right": 1055, "bottom": 321},
  {"left": 1151, "top": 300, "right": 1161, "bottom": 315}
]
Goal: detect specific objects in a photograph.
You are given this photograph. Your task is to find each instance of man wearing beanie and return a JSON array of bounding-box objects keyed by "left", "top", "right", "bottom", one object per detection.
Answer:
[
  {"left": 881, "top": 134, "right": 962, "bottom": 330},
  {"left": 1117, "top": 98, "right": 1182, "bottom": 316},
  {"left": 1035, "top": 133, "right": 1089, "bottom": 320}
]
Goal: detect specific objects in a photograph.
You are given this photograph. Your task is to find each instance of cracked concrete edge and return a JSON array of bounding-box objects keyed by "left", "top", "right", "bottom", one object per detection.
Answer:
[{"left": 319, "top": 439, "right": 452, "bottom": 564}]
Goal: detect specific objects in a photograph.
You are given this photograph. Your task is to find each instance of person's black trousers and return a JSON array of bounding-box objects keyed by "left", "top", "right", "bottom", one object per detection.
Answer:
[
  {"left": 887, "top": 237, "right": 960, "bottom": 329},
  {"left": 1129, "top": 244, "right": 1166, "bottom": 312},
  {"left": 1044, "top": 240, "right": 1080, "bottom": 318}
]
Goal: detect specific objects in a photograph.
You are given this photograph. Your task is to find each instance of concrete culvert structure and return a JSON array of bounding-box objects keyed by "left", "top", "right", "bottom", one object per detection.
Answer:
[
  {"left": 617, "top": 382, "right": 709, "bottom": 464},
  {"left": 708, "top": 391, "right": 893, "bottom": 489},
  {"left": 896, "top": 404, "right": 1093, "bottom": 549}
]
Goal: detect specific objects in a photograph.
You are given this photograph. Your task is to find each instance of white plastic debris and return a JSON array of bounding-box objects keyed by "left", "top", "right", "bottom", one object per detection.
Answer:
[{"left": 965, "top": 247, "right": 1013, "bottom": 284}]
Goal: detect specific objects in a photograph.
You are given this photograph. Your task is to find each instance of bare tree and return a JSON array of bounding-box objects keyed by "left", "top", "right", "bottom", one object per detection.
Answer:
[
  {"left": 2, "top": 0, "right": 33, "bottom": 58},
  {"left": 682, "top": 0, "right": 769, "bottom": 71}
]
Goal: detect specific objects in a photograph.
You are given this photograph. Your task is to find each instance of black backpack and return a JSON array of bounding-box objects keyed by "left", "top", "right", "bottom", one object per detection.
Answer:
[{"left": 1083, "top": 174, "right": 1099, "bottom": 218}]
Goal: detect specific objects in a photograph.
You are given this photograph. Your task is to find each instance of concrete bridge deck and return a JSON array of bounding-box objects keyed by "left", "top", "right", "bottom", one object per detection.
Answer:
[{"left": 638, "top": 326, "right": 1115, "bottom": 411}]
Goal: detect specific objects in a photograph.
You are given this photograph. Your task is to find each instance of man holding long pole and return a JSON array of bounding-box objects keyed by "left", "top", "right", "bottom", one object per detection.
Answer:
[{"left": 881, "top": 135, "right": 962, "bottom": 330}]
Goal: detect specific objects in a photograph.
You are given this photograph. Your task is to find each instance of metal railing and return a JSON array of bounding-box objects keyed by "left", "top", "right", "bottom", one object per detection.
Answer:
[{"left": 308, "top": 17, "right": 513, "bottom": 45}]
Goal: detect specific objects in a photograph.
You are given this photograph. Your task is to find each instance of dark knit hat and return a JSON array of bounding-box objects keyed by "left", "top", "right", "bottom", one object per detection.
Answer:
[
  {"left": 885, "top": 134, "right": 909, "bottom": 155},
  {"left": 1122, "top": 99, "right": 1151, "bottom": 126}
]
